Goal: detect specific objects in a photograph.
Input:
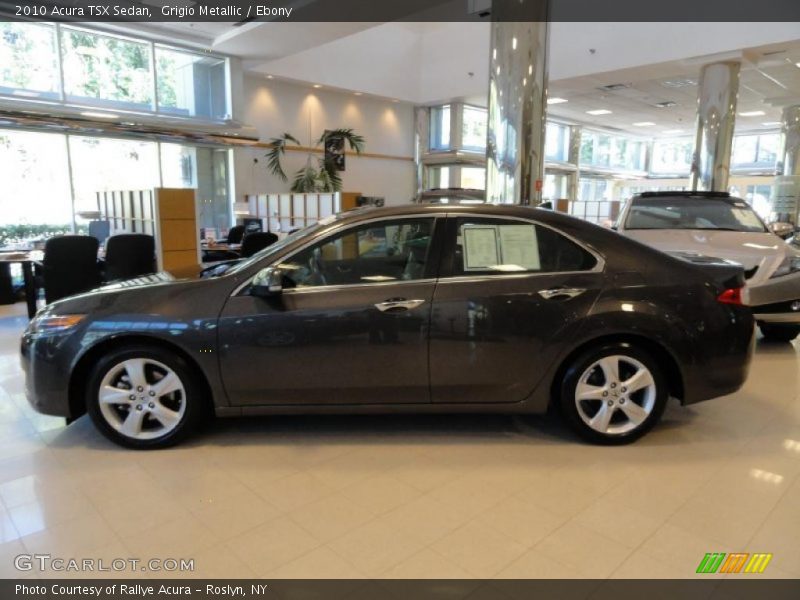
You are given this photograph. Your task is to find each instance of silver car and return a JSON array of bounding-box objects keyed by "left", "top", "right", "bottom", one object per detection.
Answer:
[{"left": 616, "top": 191, "right": 800, "bottom": 342}]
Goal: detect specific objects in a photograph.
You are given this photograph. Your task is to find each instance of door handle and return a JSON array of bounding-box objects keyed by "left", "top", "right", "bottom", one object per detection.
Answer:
[
  {"left": 374, "top": 298, "right": 426, "bottom": 312},
  {"left": 538, "top": 287, "right": 586, "bottom": 300}
]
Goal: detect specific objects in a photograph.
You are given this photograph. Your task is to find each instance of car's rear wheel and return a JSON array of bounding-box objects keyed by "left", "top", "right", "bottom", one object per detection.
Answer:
[
  {"left": 559, "top": 343, "right": 668, "bottom": 445},
  {"left": 758, "top": 323, "right": 800, "bottom": 343},
  {"left": 86, "top": 345, "right": 202, "bottom": 449}
]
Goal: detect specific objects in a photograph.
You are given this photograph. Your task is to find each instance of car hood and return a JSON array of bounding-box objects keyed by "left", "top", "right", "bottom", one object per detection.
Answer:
[{"left": 622, "top": 229, "right": 788, "bottom": 277}]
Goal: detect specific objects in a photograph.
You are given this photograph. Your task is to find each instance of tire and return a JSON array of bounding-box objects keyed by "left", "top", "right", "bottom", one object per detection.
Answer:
[
  {"left": 559, "top": 343, "right": 668, "bottom": 445},
  {"left": 85, "top": 345, "right": 204, "bottom": 449},
  {"left": 758, "top": 323, "right": 800, "bottom": 343}
]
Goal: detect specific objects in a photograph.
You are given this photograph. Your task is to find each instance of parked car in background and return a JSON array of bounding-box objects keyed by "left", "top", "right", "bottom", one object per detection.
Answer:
[
  {"left": 616, "top": 191, "right": 800, "bottom": 342},
  {"left": 22, "top": 204, "right": 753, "bottom": 449}
]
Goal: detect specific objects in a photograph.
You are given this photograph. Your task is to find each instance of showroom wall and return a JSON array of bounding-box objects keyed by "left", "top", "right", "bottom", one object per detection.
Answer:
[{"left": 233, "top": 75, "right": 416, "bottom": 206}]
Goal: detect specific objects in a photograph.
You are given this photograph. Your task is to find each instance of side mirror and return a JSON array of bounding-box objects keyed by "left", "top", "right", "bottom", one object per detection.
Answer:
[
  {"left": 251, "top": 267, "right": 283, "bottom": 297},
  {"left": 769, "top": 222, "right": 795, "bottom": 240}
]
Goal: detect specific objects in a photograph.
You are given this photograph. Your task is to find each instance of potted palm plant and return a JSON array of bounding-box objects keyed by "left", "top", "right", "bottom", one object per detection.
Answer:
[{"left": 266, "top": 128, "right": 365, "bottom": 193}]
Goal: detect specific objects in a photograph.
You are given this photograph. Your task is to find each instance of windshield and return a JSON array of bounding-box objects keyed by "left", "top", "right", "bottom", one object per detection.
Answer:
[
  {"left": 223, "top": 222, "right": 326, "bottom": 276},
  {"left": 625, "top": 197, "right": 767, "bottom": 233}
]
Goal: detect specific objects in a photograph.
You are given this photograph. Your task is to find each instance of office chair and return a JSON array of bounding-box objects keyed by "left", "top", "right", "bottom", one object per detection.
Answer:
[
  {"left": 40, "top": 236, "right": 101, "bottom": 304},
  {"left": 227, "top": 225, "right": 245, "bottom": 244},
  {"left": 241, "top": 232, "right": 279, "bottom": 258},
  {"left": 103, "top": 234, "right": 156, "bottom": 282}
]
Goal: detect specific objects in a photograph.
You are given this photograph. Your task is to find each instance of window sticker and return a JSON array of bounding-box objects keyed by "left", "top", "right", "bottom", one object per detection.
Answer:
[
  {"left": 463, "top": 226, "right": 500, "bottom": 270},
  {"left": 462, "top": 223, "right": 540, "bottom": 272},
  {"left": 498, "top": 225, "right": 540, "bottom": 270}
]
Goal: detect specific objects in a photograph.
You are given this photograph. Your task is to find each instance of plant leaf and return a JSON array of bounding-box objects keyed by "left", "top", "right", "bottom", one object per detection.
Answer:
[
  {"left": 317, "top": 128, "right": 365, "bottom": 154},
  {"left": 265, "top": 133, "right": 301, "bottom": 182},
  {"left": 291, "top": 163, "right": 319, "bottom": 193}
]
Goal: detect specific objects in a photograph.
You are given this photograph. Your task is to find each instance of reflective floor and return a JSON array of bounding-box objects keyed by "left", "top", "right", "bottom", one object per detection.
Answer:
[{"left": 0, "top": 302, "right": 799, "bottom": 580}]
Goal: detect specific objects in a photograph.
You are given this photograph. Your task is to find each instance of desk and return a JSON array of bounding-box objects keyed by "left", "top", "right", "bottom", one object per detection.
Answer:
[{"left": 0, "top": 251, "right": 41, "bottom": 319}]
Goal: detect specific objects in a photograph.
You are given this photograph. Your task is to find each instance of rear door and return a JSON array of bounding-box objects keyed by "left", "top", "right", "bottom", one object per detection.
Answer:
[{"left": 429, "top": 215, "right": 605, "bottom": 404}]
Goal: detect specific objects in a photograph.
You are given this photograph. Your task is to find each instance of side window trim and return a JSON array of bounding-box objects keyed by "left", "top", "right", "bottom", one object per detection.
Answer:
[{"left": 438, "top": 214, "right": 605, "bottom": 280}]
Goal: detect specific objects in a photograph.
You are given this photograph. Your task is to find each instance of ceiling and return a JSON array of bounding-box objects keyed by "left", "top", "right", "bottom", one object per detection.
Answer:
[
  {"left": 548, "top": 41, "right": 800, "bottom": 136},
  {"left": 118, "top": 21, "right": 800, "bottom": 136}
]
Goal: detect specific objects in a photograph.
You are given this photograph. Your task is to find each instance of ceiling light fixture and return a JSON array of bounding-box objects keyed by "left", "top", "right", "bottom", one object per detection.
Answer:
[
  {"left": 655, "top": 100, "right": 677, "bottom": 108},
  {"left": 739, "top": 110, "right": 765, "bottom": 117},
  {"left": 354, "top": 92, "right": 363, "bottom": 96},
  {"left": 312, "top": 84, "right": 322, "bottom": 89},
  {"left": 762, "top": 121, "right": 781, "bottom": 126},
  {"left": 547, "top": 97, "right": 568, "bottom": 105},
  {"left": 633, "top": 122, "right": 655, "bottom": 127},
  {"left": 512, "top": 37, "right": 517, "bottom": 50},
  {"left": 586, "top": 109, "right": 612, "bottom": 115},
  {"left": 266, "top": 75, "right": 274, "bottom": 79},
  {"left": 80, "top": 111, "right": 119, "bottom": 119}
]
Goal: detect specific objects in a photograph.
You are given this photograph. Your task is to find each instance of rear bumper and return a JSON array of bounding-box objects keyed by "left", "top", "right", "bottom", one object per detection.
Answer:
[{"left": 681, "top": 309, "right": 755, "bottom": 406}]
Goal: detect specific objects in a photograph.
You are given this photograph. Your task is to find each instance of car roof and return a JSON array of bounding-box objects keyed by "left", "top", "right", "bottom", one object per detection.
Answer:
[
  {"left": 335, "top": 202, "right": 600, "bottom": 231},
  {"left": 630, "top": 191, "right": 750, "bottom": 206}
]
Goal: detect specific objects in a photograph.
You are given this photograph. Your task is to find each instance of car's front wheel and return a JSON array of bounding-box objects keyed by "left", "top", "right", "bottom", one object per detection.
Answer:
[
  {"left": 758, "top": 323, "right": 800, "bottom": 343},
  {"left": 559, "top": 343, "right": 668, "bottom": 445},
  {"left": 86, "top": 345, "right": 203, "bottom": 449}
]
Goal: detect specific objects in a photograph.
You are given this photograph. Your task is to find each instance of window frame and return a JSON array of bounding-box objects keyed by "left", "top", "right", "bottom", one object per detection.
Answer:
[
  {"left": 437, "top": 214, "right": 605, "bottom": 280},
  {"left": 236, "top": 214, "right": 447, "bottom": 296}
]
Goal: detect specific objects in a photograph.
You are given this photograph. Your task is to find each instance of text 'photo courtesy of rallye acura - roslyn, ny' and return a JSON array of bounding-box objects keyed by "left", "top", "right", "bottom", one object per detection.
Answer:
[{"left": 21, "top": 204, "right": 755, "bottom": 449}]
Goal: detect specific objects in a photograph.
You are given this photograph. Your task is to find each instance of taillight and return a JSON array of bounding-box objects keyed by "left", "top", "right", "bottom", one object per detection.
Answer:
[{"left": 717, "top": 287, "right": 743, "bottom": 305}]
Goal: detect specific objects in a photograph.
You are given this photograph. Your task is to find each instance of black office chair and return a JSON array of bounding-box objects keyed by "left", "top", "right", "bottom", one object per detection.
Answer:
[
  {"left": 103, "top": 234, "right": 156, "bottom": 282},
  {"left": 241, "top": 232, "right": 279, "bottom": 258},
  {"left": 227, "top": 225, "right": 245, "bottom": 244},
  {"left": 40, "top": 236, "right": 101, "bottom": 304}
]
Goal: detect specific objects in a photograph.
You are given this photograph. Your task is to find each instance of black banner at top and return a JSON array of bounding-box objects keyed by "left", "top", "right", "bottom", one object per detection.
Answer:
[{"left": 0, "top": 0, "right": 799, "bottom": 23}]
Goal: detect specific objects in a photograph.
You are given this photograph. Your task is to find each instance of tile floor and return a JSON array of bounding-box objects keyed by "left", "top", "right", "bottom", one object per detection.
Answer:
[{"left": 0, "top": 301, "right": 799, "bottom": 580}]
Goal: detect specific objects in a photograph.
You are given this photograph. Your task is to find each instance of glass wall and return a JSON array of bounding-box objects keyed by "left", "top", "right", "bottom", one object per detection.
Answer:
[
  {"left": 580, "top": 130, "right": 647, "bottom": 171},
  {"left": 732, "top": 133, "right": 780, "bottom": 169},
  {"left": 429, "top": 105, "right": 451, "bottom": 150},
  {"left": 68, "top": 136, "right": 160, "bottom": 215},
  {"left": 0, "top": 130, "right": 72, "bottom": 245},
  {"left": 0, "top": 22, "right": 60, "bottom": 100},
  {"left": 0, "top": 22, "right": 230, "bottom": 120},
  {"left": 0, "top": 128, "right": 232, "bottom": 243},
  {"left": 545, "top": 122, "right": 570, "bottom": 162},
  {"left": 462, "top": 105, "right": 487, "bottom": 151},
  {"left": 651, "top": 138, "right": 693, "bottom": 175}
]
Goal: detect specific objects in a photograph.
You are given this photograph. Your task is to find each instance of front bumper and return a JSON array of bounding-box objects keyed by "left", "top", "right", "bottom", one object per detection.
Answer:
[{"left": 20, "top": 332, "right": 75, "bottom": 418}]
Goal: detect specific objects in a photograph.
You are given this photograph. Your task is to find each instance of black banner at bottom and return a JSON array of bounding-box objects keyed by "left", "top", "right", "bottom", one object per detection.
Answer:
[{"left": 4, "top": 579, "right": 800, "bottom": 600}]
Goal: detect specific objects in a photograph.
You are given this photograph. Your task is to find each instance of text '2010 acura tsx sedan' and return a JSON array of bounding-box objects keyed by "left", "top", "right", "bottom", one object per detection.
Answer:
[{"left": 21, "top": 204, "right": 755, "bottom": 448}]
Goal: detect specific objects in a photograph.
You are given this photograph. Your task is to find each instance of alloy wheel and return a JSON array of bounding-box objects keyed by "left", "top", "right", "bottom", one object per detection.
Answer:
[
  {"left": 574, "top": 354, "right": 657, "bottom": 436},
  {"left": 97, "top": 358, "right": 186, "bottom": 440}
]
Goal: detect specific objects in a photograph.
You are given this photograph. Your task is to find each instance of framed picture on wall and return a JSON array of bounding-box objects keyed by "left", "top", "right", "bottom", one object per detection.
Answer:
[{"left": 324, "top": 131, "right": 346, "bottom": 171}]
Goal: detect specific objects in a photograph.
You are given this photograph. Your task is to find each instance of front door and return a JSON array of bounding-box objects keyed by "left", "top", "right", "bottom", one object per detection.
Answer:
[
  {"left": 218, "top": 217, "right": 440, "bottom": 406},
  {"left": 429, "top": 216, "right": 605, "bottom": 404}
]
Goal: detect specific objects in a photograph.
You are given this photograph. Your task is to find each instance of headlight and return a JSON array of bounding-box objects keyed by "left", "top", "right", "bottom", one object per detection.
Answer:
[
  {"left": 26, "top": 314, "right": 86, "bottom": 336},
  {"left": 771, "top": 255, "right": 800, "bottom": 278}
]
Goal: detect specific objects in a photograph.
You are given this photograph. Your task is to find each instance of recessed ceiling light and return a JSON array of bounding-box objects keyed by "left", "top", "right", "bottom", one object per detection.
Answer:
[
  {"left": 739, "top": 110, "right": 765, "bottom": 117},
  {"left": 586, "top": 109, "right": 612, "bottom": 115},
  {"left": 392, "top": 99, "right": 399, "bottom": 103},
  {"left": 313, "top": 84, "right": 322, "bottom": 89},
  {"left": 80, "top": 111, "right": 119, "bottom": 119},
  {"left": 266, "top": 75, "right": 274, "bottom": 79},
  {"left": 354, "top": 92, "right": 363, "bottom": 96},
  {"left": 655, "top": 100, "right": 677, "bottom": 108},
  {"left": 597, "top": 83, "right": 630, "bottom": 92},
  {"left": 547, "top": 97, "right": 568, "bottom": 105},
  {"left": 633, "top": 121, "right": 655, "bottom": 127},
  {"left": 762, "top": 121, "right": 781, "bottom": 126},
  {"left": 796, "top": 62, "right": 800, "bottom": 68}
]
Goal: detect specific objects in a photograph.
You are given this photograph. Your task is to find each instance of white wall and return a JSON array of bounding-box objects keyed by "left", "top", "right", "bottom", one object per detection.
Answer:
[{"left": 233, "top": 75, "right": 416, "bottom": 207}]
